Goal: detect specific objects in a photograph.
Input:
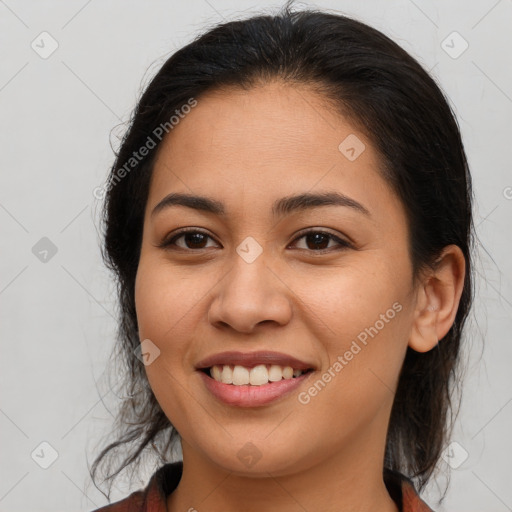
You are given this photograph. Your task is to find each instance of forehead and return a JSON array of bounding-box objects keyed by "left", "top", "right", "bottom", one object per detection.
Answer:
[
  {"left": 156, "top": 82, "right": 355, "bottom": 169},
  {"left": 147, "top": 81, "right": 401, "bottom": 225}
]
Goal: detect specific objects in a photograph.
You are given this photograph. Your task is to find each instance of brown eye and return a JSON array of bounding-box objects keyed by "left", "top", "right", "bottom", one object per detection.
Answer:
[
  {"left": 159, "top": 228, "right": 352, "bottom": 253},
  {"left": 291, "top": 230, "right": 352, "bottom": 252},
  {"left": 304, "top": 232, "right": 330, "bottom": 250},
  {"left": 179, "top": 232, "right": 209, "bottom": 249},
  {"left": 160, "top": 229, "right": 219, "bottom": 250}
]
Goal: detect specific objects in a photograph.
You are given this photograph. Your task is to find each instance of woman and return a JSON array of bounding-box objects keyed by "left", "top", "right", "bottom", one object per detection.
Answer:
[{"left": 90, "top": 4, "right": 473, "bottom": 511}]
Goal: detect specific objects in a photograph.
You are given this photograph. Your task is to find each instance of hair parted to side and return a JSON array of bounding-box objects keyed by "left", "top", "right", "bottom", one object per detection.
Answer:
[{"left": 90, "top": 1, "right": 474, "bottom": 499}]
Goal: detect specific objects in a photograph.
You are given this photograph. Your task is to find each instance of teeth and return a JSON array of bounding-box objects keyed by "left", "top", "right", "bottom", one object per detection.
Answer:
[
  {"left": 209, "top": 364, "right": 305, "bottom": 386},
  {"left": 268, "top": 364, "right": 283, "bottom": 382},
  {"left": 220, "top": 365, "right": 233, "bottom": 384},
  {"left": 232, "top": 365, "right": 250, "bottom": 385},
  {"left": 250, "top": 364, "right": 269, "bottom": 385},
  {"left": 282, "top": 366, "right": 293, "bottom": 379},
  {"left": 211, "top": 365, "right": 222, "bottom": 381}
]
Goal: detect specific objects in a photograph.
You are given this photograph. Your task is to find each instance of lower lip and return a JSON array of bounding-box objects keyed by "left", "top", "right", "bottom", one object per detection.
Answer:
[{"left": 198, "top": 371, "right": 313, "bottom": 407}]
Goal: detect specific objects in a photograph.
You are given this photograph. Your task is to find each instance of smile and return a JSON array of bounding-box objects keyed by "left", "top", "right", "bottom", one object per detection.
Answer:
[
  {"left": 207, "top": 363, "right": 308, "bottom": 385},
  {"left": 199, "top": 370, "right": 314, "bottom": 407},
  {"left": 196, "top": 350, "right": 316, "bottom": 407}
]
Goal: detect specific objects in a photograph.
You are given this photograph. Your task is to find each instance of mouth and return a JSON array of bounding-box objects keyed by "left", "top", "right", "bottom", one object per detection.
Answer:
[
  {"left": 195, "top": 351, "right": 316, "bottom": 407},
  {"left": 199, "top": 364, "right": 314, "bottom": 386}
]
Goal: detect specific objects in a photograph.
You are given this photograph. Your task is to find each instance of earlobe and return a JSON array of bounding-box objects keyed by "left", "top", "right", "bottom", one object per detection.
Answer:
[
  {"left": 409, "top": 298, "right": 439, "bottom": 353},
  {"left": 408, "top": 245, "right": 466, "bottom": 353}
]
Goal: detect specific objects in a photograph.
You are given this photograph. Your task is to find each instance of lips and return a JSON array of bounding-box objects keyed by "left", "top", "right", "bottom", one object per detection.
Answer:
[
  {"left": 198, "top": 370, "right": 312, "bottom": 407},
  {"left": 195, "top": 350, "right": 315, "bottom": 371},
  {"left": 195, "top": 351, "right": 316, "bottom": 407}
]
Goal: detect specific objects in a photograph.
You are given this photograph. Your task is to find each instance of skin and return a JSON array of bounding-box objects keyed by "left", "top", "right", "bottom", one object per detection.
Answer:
[{"left": 134, "top": 80, "right": 466, "bottom": 512}]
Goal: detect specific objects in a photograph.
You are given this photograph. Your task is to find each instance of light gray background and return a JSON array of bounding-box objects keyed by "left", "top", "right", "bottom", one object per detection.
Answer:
[{"left": 1, "top": 1, "right": 511, "bottom": 510}]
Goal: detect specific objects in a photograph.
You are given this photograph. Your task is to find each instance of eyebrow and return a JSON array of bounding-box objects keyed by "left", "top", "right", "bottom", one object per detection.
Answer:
[{"left": 151, "top": 191, "right": 370, "bottom": 218}]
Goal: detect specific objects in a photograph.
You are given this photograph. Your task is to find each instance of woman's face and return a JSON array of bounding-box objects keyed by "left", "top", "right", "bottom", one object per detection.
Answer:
[{"left": 135, "top": 81, "right": 419, "bottom": 476}]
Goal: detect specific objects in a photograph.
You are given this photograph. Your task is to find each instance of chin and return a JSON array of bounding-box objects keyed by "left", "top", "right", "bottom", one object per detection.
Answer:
[{"left": 200, "top": 438, "right": 313, "bottom": 478}]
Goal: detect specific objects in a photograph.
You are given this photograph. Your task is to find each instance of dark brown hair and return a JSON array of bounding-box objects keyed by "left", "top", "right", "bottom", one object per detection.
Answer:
[{"left": 91, "top": 2, "right": 474, "bottom": 499}]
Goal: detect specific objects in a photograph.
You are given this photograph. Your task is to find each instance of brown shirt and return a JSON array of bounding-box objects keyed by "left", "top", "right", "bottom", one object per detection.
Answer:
[{"left": 91, "top": 462, "right": 434, "bottom": 512}]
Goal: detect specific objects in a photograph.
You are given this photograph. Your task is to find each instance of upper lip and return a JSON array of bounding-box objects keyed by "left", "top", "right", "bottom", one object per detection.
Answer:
[{"left": 196, "top": 351, "right": 315, "bottom": 371}]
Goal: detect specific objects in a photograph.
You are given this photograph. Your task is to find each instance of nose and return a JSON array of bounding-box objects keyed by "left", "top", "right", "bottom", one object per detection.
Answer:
[{"left": 207, "top": 253, "right": 293, "bottom": 334}]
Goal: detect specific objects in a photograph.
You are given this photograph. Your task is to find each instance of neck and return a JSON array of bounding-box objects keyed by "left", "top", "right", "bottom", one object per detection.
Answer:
[{"left": 167, "top": 431, "right": 399, "bottom": 512}]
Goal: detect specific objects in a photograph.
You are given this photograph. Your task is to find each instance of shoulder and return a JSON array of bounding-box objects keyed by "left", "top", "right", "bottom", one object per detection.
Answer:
[
  {"left": 401, "top": 480, "right": 435, "bottom": 512},
  {"left": 89, "top": 462, "right": 182, "bottom": 512},
  {"left": 90, "top": 490, "right": 146, "bottom": 512},
  {"left": 384, "top": 468, "right": 435, "bottom": 512}
]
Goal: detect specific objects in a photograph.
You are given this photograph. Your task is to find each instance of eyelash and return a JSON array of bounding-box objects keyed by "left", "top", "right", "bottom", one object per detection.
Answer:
[{"left": 158, "top": 227, "right": 353, "bottom": 253}]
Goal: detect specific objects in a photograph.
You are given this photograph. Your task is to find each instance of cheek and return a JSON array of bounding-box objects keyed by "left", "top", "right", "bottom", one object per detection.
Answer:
[
  {"left": 134, "top": 256, "right": 209, "bottom": 342},
  {"left": 134, "top": 258, "right": 207, "bottom": 426},
  {"left": 292, "top": 263, "right": 412, "bottom": 408},
  {"left": 290, "top": 259, "right": 408, "bottom": 341}
]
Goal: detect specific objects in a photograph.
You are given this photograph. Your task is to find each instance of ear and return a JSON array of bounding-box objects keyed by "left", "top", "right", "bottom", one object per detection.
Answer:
[{"left": 409, "top": 245, "right": 466, "bottom": 353}]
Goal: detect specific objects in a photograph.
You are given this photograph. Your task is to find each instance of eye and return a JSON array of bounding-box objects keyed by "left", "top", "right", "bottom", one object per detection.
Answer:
[
  {"left": 159, "top": 228, "right": 219, "bottom": 250},
  {"left": 158, "top": 228, "right": 352, "bottom": 253},
  {"left": 289, "top": 229, "right": 352, "bottom": 252}
]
